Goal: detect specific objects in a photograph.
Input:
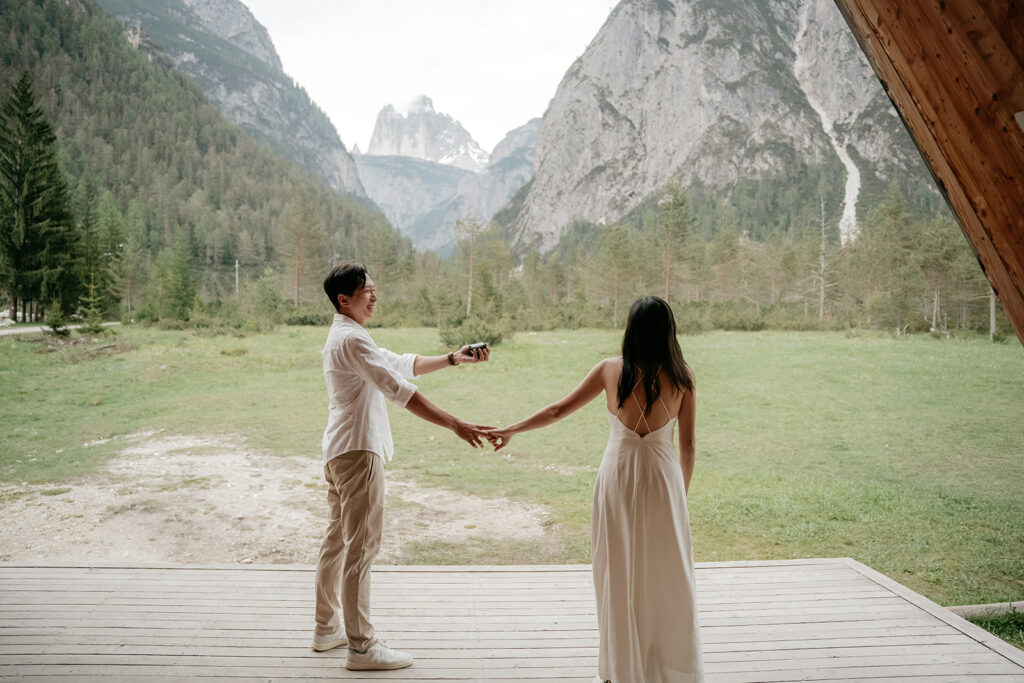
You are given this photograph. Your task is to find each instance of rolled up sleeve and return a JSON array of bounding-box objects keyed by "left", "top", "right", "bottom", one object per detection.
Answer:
[
  {"left": 379, "top": 347, "right": 419, "bottom": 380},
  {"left": 341, "top": 335, "right": 418, "bottom": 407}
]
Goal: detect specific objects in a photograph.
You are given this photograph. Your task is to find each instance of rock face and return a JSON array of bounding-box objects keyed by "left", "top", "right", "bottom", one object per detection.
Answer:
[
  {"left": 367, "top": 96, "right": 490, "bottom": 173},
  {"left": 354, "top": 154, "right": 475, "bottom": 243},
  {"left": 508, "top": 0, "right": 929, "bottom": 252},
  {"left": 180, "top": 0, "right": 281, "bottom": 70},
  {"left": 358, "top": 120, "right": 539, "bottom": 253},
  {"left": 97, "top": 0, "right": 365, "bottom": 197}
]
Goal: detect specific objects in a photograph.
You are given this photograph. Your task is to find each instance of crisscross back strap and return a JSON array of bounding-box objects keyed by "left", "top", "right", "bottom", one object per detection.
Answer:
[{"left": 630, "top": 391, "right": 650, "bottom": 432}]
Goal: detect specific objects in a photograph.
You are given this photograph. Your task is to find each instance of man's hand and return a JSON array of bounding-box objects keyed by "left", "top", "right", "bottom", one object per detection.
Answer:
[
  {"left": 453, "top": 421, "right": 496, "bottom": 448},
  {"left": 482, "top": 428, "right": 512, "bottom": 451},
  {"left": 453, "top": 343, "right": 490, "bottom": 364}
]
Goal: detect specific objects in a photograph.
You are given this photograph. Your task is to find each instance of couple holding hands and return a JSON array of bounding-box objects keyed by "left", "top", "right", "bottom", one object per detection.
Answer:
[{"left": 313, "top": 262, "right": 704, "bottom": 683}]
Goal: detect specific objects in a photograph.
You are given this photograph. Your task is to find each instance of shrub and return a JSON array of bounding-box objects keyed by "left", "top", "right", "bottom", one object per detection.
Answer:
[
  {"left": 673, "top": 303, "right": 710, "bottom": 334},
  {"left": 282, "top": 303, "right": 333, "bottom": 326},
  {"left": 439, "top": 316, "right": 508, "bottom": 348},
  {"left": 761, "top": 304, "right": 831, "bottom": 331},
  {"left": 708, "top": 301, "right": 765, "bottom": 331}
]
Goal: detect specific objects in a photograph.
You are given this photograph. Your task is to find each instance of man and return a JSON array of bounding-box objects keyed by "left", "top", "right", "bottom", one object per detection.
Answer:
[{"left": 313, "top": 261, "right": 491, "bottom": 671}]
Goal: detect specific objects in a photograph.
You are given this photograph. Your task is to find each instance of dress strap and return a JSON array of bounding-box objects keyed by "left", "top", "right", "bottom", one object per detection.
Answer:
[
  {"left": 630, "top": 391, "right": 651, "bottom": 432},
  {"left": 657, "top": 394, "right": 671, "bottom": 420}
]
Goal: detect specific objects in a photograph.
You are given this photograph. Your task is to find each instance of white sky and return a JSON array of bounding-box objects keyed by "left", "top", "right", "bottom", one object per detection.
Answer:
[{"left": 239, "top": 1, "right": 617, "bottom": 153}]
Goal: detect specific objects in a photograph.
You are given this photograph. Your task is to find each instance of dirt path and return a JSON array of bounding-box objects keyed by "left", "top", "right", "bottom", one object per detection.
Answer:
[{"left": 0, "top": 431, "right": 552, "bottom": 565}]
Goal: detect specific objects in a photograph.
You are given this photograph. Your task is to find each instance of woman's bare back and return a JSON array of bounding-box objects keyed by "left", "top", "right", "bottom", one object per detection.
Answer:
[{"left": 604, "top": 359, "right": 686, "bottom": 436}]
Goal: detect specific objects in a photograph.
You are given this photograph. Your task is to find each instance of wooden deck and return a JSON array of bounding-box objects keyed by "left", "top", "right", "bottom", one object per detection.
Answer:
[{"left": 1, "top": 558, "right": 1022, "bottom": 681}]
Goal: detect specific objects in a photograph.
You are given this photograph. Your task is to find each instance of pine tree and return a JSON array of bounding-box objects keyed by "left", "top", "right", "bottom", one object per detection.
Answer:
[
  {"left": 159, "top": 235, "right": 196, "bottom": 321},
  {"left": 596, "top": 224, "right": 634, "bottom": 328},
  {"left": 456, "top": 217, "right": 485, "bottom": 317},
  {"left": 280, "top": 189, "right": 326, "bottom": 306},
  {"left": 657, "top": 182, "right": 695, "bottom": 303},
  {"left": 78, "top": 181, "right": 104, "bottom": 298},
  {"left": 0, "top": 71, "right": 80, "bottom": 319},
  {"left": 79, "top": 275, "right": 106, "bottom": 335}
]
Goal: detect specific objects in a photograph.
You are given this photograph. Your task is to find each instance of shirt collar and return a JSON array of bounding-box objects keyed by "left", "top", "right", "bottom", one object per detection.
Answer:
[{"left": 335, "top": 312, "right": 362, "bottom": 328}]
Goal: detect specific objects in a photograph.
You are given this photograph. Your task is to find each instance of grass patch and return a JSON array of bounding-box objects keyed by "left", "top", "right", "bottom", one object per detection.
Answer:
[
  {"left": 1, "top": 325, "right": 1022, "bottom": 607},
  {"left": 40, "top": 487, "right": 71, "bottom": 496},
  {"left": 401, "top": 537, "right": 566, "bottom": 565},
  {"left": 970, "top": 608, "right": 1024, "bottom": 651},
  {"left": 156, "top": 476, "right": 212, "bottom": 492}
]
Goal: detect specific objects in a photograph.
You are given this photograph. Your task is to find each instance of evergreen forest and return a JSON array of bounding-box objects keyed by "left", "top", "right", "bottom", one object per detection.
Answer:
[{"left": 0, "top": 0, "right": 1010, "bottom": 342}]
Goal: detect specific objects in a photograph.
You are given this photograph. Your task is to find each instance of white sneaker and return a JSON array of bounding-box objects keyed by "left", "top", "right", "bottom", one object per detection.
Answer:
[
  {"left": 311, "top": 628, "right": 347, "bottom": 652},
  {"left": 346, "top": 640, "right": 414, "bottom": 670}
]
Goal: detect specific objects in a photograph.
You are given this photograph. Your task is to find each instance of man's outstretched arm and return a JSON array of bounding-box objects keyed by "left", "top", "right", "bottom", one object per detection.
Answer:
[
  {"left": 404, "top": 391, "right": 490, "bottom": 448},
  {"left": 413, "top": 344, "right": 490, "bottom": 375}
]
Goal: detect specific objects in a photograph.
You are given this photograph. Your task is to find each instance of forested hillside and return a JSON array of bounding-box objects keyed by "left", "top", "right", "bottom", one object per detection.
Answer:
[
  {"left": 0, "top": 0, "right": 1008, "bottom": 341},
  {"left": 0, "top": 0, "right": 411, "bottom": 322}
]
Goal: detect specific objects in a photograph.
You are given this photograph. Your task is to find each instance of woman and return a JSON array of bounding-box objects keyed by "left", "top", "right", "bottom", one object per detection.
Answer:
[{"left": 487, "top": 296, "right": 704, "bottom": 683}]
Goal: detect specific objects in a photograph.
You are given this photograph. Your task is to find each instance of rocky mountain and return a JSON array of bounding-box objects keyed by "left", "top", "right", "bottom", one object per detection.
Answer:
[
  {"left": 357, "top": 119, "right": 539, "bottom": 253},
  {"left": 353, "top": 154, "right": 474, "bottom": 245},
  {"left": 505, "top": 0, "right": 936, "bottom": 252},
  {"left": 407, "top": 119, "right": 540, "bottom": 252},
  {"left": 96, "top": 0, "right": 365, "bottom": 197},
  {"left": 366, "top": 96, "right": 490, "bottom": 172}
]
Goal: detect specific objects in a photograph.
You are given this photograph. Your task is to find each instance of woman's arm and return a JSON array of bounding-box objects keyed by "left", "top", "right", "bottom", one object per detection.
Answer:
[
  {"left": 677, "top": 389, "right": 696, "bottom": 493},
  {"left": 487, "top": 360, "right": 610, "bottom": 451}
]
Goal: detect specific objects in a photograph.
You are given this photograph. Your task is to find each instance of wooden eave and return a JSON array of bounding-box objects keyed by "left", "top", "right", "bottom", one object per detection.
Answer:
[{"left": 834, "top": 0, "right": 1024, "bottom": 345}]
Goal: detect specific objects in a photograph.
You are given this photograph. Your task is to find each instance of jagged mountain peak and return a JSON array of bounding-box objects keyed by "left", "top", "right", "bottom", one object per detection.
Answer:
[
  {"left": 357, "top": 119, "right": 538, "bottom": 253},
  {"left": 366, "top": 96, "right": 490, "bottom": 173},
  {"left": 408, "top": 94, "right": 436, "bottom": 115},
  {"left": 179, "top": 0, "right": 282, "bottom": 71}
]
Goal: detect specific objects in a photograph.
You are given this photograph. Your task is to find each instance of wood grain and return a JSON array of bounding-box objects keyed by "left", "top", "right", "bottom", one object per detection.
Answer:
[
  {"left": 834, "top": 0, "right": 1024, "bottom": 344},
  {"left": 1, "top": 559, "right": 1022, "bottom": 680}
]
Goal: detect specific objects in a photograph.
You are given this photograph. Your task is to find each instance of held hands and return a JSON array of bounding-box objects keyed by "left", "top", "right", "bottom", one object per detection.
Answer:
[
  {"left": 453, "top": 425, "right": 512, "bottom": 452},
  {"left": 453, "top": 421, "right": 497, "bottom": 449},
  {"left": 482, "top": 428, "right": 512, "bottom": 451},
  {"left": 452, "top": 422, "right": 511, "bottom": 450}
]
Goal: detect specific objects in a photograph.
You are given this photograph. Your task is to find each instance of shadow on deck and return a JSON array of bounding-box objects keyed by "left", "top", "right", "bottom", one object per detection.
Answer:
[{"left": 1, "top": 558, "right": 1022, "bottom": 681}]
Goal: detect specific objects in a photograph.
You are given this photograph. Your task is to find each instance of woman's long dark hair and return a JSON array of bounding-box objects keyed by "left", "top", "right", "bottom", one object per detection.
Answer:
[{"left": 617, "top": 296, "right": 694, "bottom": 414}]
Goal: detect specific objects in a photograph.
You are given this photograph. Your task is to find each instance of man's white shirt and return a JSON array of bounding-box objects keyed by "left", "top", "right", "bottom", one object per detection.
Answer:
[{"left": 321, "top": 313, "right": 418, "bottom": 464}]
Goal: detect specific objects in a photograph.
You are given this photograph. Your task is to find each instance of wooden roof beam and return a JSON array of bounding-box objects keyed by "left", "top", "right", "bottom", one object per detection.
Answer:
[{"left": 834, "top": 0, "right": 1024, "bottom": 345}]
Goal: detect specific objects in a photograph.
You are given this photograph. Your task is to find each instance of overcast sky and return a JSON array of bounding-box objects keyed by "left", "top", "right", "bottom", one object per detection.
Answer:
[{"left": 239, "top": 1, "right": 617, "bottom": 153}]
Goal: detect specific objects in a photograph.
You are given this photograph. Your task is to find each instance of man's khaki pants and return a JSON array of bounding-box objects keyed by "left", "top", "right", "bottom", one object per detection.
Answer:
[{"left": 314, "top": 450, "right": 383, "bottom": 652}]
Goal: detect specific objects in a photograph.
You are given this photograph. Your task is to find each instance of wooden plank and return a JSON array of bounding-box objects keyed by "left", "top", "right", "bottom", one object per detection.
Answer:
[
  {"left": 842, "top": 557, "right": 1024, "bottom": 668},
  {"left": 2, "top": 561, "right": 1022, "bottom": 680},
  {"left": 710, "top": 662, "right": 1024, "bottom": 682},
  {"left": 0, "top": 639, "right": 991, "bottom": 662}
]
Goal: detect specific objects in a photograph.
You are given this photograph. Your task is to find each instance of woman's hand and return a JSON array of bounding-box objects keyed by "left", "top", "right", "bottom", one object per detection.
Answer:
[
  {"left": 453, "top": 421, "right": 496, "bottom": 449},
  {"left": 483, "top": 427, "right": 513, "bottom": 451}
]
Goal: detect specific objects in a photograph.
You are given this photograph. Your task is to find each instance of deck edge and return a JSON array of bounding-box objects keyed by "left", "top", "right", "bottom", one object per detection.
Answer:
[{"left": 840, "top": 557, "right": 1024, "bottom": 668}]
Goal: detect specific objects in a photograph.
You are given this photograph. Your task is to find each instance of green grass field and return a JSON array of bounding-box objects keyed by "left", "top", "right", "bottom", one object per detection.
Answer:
[{"left": 1, "top": 325, "right": 1022, "bottom": 609}]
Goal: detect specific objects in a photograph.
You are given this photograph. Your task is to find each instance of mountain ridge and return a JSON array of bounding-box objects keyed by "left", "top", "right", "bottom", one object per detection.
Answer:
[
  {"left": 357, "top": 119, "right": 539, "bottom": 253},
  {"left": 96, "top": 0, "right": 366, "bottom": 197},
  {"left": 505, "top": 0, "right": 938, "bottom": 252}
]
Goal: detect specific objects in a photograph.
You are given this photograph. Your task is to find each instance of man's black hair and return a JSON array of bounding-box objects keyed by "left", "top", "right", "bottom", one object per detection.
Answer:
[{"left": 323, "top": 262, "right": 368, "bottom": 312}]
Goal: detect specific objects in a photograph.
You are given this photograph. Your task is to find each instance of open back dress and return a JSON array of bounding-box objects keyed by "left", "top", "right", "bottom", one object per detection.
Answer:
[{"left": 592, "top": 387, "right": 704, "bottom": 682}]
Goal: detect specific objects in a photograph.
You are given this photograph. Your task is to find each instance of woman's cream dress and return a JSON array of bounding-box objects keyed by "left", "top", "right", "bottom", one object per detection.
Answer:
[{"left": 592, "top": 393, "right": 704, "bottom": 682}]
